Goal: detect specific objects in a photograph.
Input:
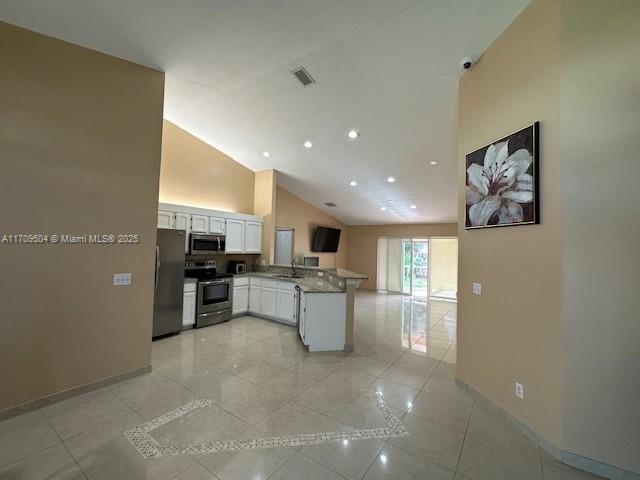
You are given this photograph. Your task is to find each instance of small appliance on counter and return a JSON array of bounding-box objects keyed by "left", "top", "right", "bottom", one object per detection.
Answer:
[
  {"left": 185, "top": 259, "right": 233, "bottom": 328},
  {"left": 227, "top": 260, "right": 247, "bottom": 274}
]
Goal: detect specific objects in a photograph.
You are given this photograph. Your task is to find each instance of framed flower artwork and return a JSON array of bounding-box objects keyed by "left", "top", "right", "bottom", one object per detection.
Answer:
[{"left": 465, "top": 122, "right": 539, "bottom": 229}]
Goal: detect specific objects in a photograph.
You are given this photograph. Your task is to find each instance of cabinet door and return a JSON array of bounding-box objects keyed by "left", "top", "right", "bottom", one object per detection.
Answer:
[
  {"left": 191, "top": 214, "right": 209, "bottom": 233},
  {"left": 175, "top": 213, "right": 191, "bottom": 253},
  {"left": 182, "top": 291, "right": 196, "bottom": 327},
  {"left": 245, "top": 221, "right": 262, "bottom": 253},
  {"left": 157, "top": 210, "right": 175, "bottom": 229},
  {"left": 249, "top": 284, "right": 261, "bottom": 313},
  {"left": 260, "top": 287, "right": 277, "bottom": 317},
  {"left": 209, "top": 217, "right": 226, "bottom": 234},
  {"left": 276, "top": 289, "right": 295, "bottom": 323},
  {"left": 298, "top": 294, "right": 306, "bottom": 343},
  {"left": 233, "top": 285, "right": 249, "bottom": 315},
  {"left": 225, "top": 220, "right": 245, "bottom": 253}
]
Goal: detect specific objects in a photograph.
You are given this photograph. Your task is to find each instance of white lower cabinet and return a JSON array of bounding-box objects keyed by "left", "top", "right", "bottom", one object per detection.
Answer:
[
  {"left": 276, "top": 286, "right": 296, "bottom": 324},
  {"left": 260, "top": 286, "right": 277, "bottom": 317},
  {"left": 298, "top": 292, "right": 346, "bottom": 352},
  {"left": 233, "top": 285, "right": 249, "bottom": 315},
  {"left": 249, "top": 277, "right": 261, "bottom": 313},
  {"left": 243, "top": 277, "right": 296, "bottom": 326},
  {"left": 298, "top": 290, "right": 306, "bottom": 344},
  {"left": 233, "top": 277, "right": 249, "bottom": 315},
  {"left": 182, "top": 281, "right": 197, "bottom": 328}
]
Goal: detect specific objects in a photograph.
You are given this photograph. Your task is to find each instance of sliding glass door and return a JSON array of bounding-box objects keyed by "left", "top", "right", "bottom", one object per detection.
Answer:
[
  {"left": 402, "top": 239, "right": 429, "bottom": 297},
  {"left": 378, "top": 237, "right": 458, "bottom": 300}
]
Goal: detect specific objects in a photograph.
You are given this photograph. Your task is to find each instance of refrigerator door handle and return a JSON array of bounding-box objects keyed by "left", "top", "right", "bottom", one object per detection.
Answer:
[{"left": 155, "top": 245, "right": 160, "bottom": 292}]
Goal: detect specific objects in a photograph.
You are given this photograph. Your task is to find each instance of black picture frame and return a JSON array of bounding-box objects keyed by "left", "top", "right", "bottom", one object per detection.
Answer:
[{"left": 465, "top": 122, "right": 539, "bottom": 229}]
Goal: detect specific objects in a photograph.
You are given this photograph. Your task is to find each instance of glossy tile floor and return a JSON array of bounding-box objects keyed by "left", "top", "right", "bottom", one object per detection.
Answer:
[{"left": 0, "top": 292, "right": 602, "bottom": 480}]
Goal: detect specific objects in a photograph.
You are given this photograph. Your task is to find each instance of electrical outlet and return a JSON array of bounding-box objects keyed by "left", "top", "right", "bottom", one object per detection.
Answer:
[
  {"left": 318, "top": 272, "right": 324, "bottom": 277},
  {"left": 515, "top": 382, "right": 524, "bottom": 399},
  {"left": 113, "top": 273, "right": 132, "bottom": 286},
  {"left": 472, "top": 282, "right": 482, "bottom": 295}
]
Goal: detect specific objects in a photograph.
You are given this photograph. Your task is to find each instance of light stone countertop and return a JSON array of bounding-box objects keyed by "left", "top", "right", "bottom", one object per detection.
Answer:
[{"left": 233, "top": 271, "right": 345, "bottom": 293}]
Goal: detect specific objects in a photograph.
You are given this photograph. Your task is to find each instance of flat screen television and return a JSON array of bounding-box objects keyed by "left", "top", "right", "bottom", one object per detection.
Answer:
[{"left": 311, "top": 226, "right": 341, "bottom": 252}]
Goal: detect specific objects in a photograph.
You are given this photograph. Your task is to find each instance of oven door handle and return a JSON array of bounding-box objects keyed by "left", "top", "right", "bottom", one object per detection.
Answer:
[
  {"left": 217, "top": 236, "right": 221, "bottom": 251},
  {"left": 200, "top": 279, "right": 230, "bottom": 285}
]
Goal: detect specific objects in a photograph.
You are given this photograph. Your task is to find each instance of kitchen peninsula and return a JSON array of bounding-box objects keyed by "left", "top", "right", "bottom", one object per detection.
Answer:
[{"left": 232, "top": 265, "right": 368, "bottom": 352}]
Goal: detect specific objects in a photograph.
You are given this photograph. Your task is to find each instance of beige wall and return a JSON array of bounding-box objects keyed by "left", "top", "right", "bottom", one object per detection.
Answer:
[
  {"left": 0, "top": 22, "right": 164, "bottom": 412},
  {"left": 430, "top": 238, "right": 458, "bottom": 297},
  {"left": 255, "top": 170, "right": 278, "bottom": 264},
  {"left": 275, "top": 186, "right": 348, "bottom": 268},
  {"left": 458, "top": 0, "right": 640, "bottom": 473},
  {"left": 560, "top": 0, "right": 640, "bottom": 473},
  {"left": 159, "top": 120, "right": 255, "bottom": 214},
  {"left": 457, "top": 0, "right": 564, "bottom": 447},
  {"left": 347, "top": 224, "right": 457, "bottom": 290}
]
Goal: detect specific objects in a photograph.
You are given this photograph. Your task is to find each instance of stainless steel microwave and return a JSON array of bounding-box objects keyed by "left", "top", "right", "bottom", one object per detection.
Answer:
[{"left": 189, "top": 233, "right": 226, "bottom": 255}]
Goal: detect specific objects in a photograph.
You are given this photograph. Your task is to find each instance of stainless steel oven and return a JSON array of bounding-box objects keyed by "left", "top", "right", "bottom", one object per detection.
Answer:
[
  {"left": 189, "top": 233, "right": 226, "bottom": 255},
  {"left": 196, "top": 277, "right": 233, "bottom": 327}
]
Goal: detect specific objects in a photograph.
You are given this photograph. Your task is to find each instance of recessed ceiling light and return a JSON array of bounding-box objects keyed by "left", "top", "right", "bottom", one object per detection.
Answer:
[
  {"left": 347, "top": 130, "right": 360, "bottom": 139},
  {"left": 380, "top": 206, "right": 387, "bottom": 211},
  {"left": 349, "top": 180, "right": 357, "bottom": 186},
  {"left": 386, "top": 176, "right": 395, "bottom": 183},
  {"left": 410, "top": 204, "right": 417, "bottom": 209},
  {"left": 380, "top": 454, "right": 388, "bottom": 464},
  {"left": 304, "top": 140, "right": 313, "bottom": 148},
  {"left": 262, "top": 151, "right": 271, "bottom": 158},
  {"left": 429, "top": 160, "right": 438, "bottom": 165}
]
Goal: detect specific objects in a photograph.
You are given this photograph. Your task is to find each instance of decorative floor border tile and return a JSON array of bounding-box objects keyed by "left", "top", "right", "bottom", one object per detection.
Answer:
[{"left": 124, "top": 392, "right": 409, "bottom": 458}]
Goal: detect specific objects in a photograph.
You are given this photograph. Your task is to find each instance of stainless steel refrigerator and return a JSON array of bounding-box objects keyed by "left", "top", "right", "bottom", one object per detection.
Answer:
[{"left": 153, "top": 229, "right": 185, "bottom": 338}]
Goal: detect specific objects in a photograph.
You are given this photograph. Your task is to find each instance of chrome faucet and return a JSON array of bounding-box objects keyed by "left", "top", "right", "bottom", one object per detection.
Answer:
[{"left": 291, "top": 257, "right": 298, "bottom": 277}]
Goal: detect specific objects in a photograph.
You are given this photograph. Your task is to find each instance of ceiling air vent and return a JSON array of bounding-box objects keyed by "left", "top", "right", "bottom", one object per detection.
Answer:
[
  {"left": 324, "top": 202, "right": 337, "bottom": 208},
  {"left": 292, "top": 67, "right": 315, "bottom": 87}
]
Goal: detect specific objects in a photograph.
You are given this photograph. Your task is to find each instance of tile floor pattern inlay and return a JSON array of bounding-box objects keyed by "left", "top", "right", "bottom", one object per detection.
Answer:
[
  {"left": 0, "top": 293, "right": 606, "bottom": 479},
  {"left": 123, "top": 392, "right": 407, "bottom": 458}
]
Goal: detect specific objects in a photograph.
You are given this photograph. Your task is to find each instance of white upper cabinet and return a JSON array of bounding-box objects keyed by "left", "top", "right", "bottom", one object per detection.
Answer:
[
  {"left": 157, "top": 203, "right": 262, "bottom": 254},
  {"left": 157, "top": 210, "right": 175, "bottom": 229},
  {"left": 191, "top": 214, "right": 209, "bottom": 233},
  {"left": 245, "top": 221, "right": 262, "bottom": 253},
  {"left": 209, "top": 217, "right": 226, "bottom": 234},
  {"left": 174, "top": 213, "right": 191, "bottom": 253},
  {"left": 225, "top": 219, "right": 245, "bottom": 253}
]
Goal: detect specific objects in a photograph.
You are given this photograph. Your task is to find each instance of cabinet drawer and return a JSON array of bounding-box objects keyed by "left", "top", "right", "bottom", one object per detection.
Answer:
[
  {"left": 249, "top": 277, "right": 262, "bottom": 287},
  {"left": 234, "top": 276, "right": 249, "bottom": 287}
]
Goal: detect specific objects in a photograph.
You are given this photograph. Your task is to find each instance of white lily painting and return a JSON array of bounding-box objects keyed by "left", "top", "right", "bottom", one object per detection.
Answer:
[{"left": 465, "top": 123, "right": 539, "bottom": 228}]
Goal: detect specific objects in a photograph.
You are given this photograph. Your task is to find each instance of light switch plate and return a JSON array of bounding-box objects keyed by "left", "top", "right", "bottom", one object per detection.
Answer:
[
  {"left": 113, "top": 273, "right": 132, "bottom": 286},
  {"left": 472, "top": 282, "right": 482, "bottom": 295},
  {"left": 515, "top": 382, "right": 525, "bottom": 399}
]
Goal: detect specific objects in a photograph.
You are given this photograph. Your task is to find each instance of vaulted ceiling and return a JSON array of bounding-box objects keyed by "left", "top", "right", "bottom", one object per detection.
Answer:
[{"left": 1, "top": 0, "right": 529, "bottom": 224}]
